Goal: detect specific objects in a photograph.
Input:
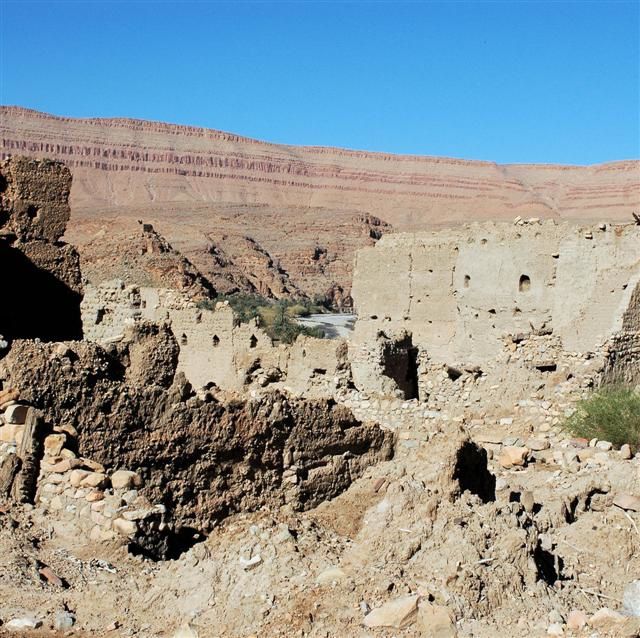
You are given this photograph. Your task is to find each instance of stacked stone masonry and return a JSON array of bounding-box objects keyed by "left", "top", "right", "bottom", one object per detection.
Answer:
[{"left": 0, "top": 384, "right": 163, "bottom": 546}]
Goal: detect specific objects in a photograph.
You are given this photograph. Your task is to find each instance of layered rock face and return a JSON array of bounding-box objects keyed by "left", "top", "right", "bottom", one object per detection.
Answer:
[
  {"left": 0, "top": 156, "right": 83, "bottom": 341},
  {"left": 3, "top": 106, "right": 638, "bottom": 299},
  {"left": 2, "top": 107, "right": 638, "bottom": 224}
]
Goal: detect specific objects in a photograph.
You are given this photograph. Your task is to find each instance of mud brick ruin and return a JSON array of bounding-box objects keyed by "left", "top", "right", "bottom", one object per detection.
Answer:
[{"left": 0, "top": 157, "right": 393, "bottom": 559}]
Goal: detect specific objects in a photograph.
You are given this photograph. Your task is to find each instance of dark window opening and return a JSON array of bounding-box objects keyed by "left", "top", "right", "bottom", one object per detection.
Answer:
[
  {"left": 249, "top": 335, "right": 258, "bottom": 348},
  {"left": 519, "top": 275, "right": 531, "bottom": 292},
  {"left": 212, "top": 335, "right": 220, "bottom": 347},
  {"left": 464, "top": 275, "right": 471, "bottom": 288},
  {"left": 180, "top": 334, "right": 188, "bottom": 346}
]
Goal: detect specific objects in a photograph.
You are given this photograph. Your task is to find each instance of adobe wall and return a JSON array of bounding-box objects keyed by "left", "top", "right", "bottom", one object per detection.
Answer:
[
  {"left": 350, "top": 220, "right": 639, "bottom": 398},
  {"left": 81, "top": 283, "right": 345, "bottom": 396},
  {"left": 140, "top": 289, "right": 281, "bottom": 390},
  {"left": 0, "top": 157, "right": 83, "bottom": 343}
]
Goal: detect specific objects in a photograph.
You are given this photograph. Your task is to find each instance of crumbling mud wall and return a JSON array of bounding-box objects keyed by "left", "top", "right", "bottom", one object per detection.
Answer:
[
  {"left": 284, "top": 336, "right": 351, "bottom": 397},
  {"left": 601, "top": 278, "right": 640, "bottom": 386},
  {"left": 350, "top": 220, "right": 640, "bottom": 398},
  {"left": 0, "top": 324, "right": 394, "bottom": 547},
  {"left": 350, "top": 329, "right": 420, "bottom": 399},
  {"left": 0, "top": 157, "right": 82, "bottom": 342},
  {"left": 82, "top": 283, "right": 347, "bottom": 396}
]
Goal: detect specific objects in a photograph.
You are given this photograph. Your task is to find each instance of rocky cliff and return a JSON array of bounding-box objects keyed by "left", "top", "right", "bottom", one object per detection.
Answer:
[
  {"left": 75, "top": 218, "right": 217, "bottom": 298},
  {"left": 3, "top": 106, "right": 638, "bottom": 298}
]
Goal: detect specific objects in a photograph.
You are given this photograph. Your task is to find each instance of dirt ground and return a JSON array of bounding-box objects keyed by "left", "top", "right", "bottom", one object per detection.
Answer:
[{"left": 2, "top": 411, "right": 640, "bottom": 638}]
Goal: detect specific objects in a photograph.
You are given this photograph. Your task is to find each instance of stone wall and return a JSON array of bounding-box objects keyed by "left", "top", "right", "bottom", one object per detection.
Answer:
[
  {"left": 0, "top": 157, "right": 83, "bottom": 342},
  {"left": 351, "top": 220, "right": 640, "bottom": 398}
]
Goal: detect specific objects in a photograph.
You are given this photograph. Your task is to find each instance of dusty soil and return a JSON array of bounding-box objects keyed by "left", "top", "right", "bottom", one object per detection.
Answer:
[{"left": 1, "top": 413, "right": 639, "bottom": 638}]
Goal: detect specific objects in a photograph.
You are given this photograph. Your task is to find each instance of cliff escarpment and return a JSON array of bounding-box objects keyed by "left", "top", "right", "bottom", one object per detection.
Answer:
[{"left": 2, "top": 106, "right": 638, "bottom": 299}]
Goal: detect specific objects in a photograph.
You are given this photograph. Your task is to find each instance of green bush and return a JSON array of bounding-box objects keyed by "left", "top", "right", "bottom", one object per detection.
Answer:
[
  {"left": 197, "top": 293, "right": 325, "bottom": 343},
  {"left": 266, "top": 303, "right": 324, "bottom": 343},
  {"left": 562, "top": 385, "right": 640, "bottom": 449},
  {"left": 195, "top": 299, "right": 216, "bottom": 311}
]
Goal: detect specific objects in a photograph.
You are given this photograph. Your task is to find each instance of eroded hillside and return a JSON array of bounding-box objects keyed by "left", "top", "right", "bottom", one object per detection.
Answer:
[{"left": 3, "top": 106, "right": 638, "bottom": 300}]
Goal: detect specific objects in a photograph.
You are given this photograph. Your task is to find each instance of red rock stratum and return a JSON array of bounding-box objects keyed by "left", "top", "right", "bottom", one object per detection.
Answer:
[{"left": 2, "top": 106, "right": 639, "bottom": 298}]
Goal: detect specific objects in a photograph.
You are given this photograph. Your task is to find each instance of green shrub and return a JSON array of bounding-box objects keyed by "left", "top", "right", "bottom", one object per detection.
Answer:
[
  {"left": 195, "top": 299, "right": 216, "bottom": 311},
  {"left": 265, "top": 303, "right": 324, "bottom": 343},
  {"left": 197, "top": 293, "right": 325, "bottom": 343},
  {"left": 286, "top": 303, "right": 311, "bottom": 318},
  {"left": 562, "top": 385, "right": 640, "bottom": 449}
]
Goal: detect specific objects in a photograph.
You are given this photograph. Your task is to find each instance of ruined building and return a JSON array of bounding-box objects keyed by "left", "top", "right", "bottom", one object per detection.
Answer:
[
  {"left": 0, "top": 157, "right": 83, "bottom": 341},
  {"left": 0, "top": 157, "right": 393, "bottom": 558},
  {"left": 349, "top": 221, "right": 640, "bottom": 402},
  {"left": 1, "top": 157, "right": 640, "bottom": 637}
]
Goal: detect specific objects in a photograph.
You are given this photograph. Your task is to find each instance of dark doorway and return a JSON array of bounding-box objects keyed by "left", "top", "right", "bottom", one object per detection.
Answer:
[{"left": 380, "top": 333, "right": 419, "bottom": 400}]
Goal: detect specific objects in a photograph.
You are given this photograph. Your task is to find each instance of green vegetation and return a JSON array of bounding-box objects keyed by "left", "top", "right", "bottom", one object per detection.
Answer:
[
  {"left": 563, "top": 385, "right": 640, "bottom": 449},
  {"left": 196, "top": 293, "right": 326, "bottom": 344}
]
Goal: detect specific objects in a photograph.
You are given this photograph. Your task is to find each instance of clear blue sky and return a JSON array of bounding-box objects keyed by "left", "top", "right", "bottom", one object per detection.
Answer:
[{"left": 0, "top": 1, "right": 638, "bottom": 164}]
